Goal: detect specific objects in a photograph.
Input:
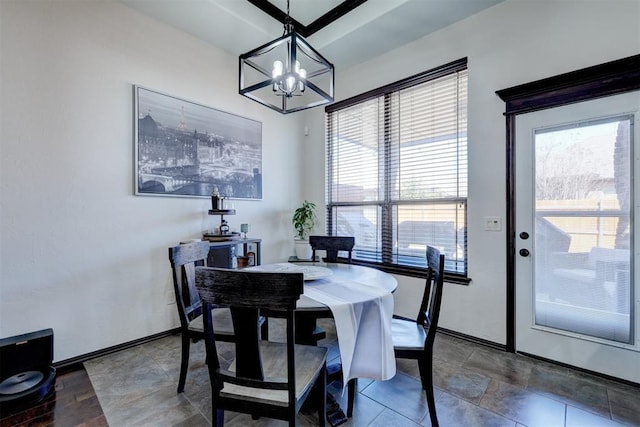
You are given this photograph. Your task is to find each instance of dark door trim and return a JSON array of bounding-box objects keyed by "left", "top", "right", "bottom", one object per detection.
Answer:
[{"left": 496, "top": 54, "right": 640, "bottom": 352}]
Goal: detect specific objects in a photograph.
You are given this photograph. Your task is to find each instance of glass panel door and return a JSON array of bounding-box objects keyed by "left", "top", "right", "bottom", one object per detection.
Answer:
[
  {"left": 534, "top": 117, "right": 632, "bottom": 343},
  {"left": 514, "top": 91, "right": 640, "bottom": 383}
]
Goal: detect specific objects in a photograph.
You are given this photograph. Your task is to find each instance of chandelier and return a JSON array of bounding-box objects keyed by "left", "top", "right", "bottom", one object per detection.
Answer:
[{"left": 239, "top": 0, "right": 334, "bottom": 114}]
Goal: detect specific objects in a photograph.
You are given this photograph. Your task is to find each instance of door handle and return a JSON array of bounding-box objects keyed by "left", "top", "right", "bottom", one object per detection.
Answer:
[
  {"left": 519, "top": 232, "right": 529, "bottom": 240},
  {"left": 519, "top": 249, "right": 530, "bottom": 257}
]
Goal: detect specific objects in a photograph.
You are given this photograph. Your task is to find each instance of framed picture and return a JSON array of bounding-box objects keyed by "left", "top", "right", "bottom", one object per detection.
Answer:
[{"left": 134, "top": 86, "right": 262, "bottom": 199}]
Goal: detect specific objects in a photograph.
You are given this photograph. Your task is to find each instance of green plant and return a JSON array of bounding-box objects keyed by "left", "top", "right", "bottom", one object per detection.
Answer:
[{"left": 292, "top": 200, "right": 317, "bottom": 240}]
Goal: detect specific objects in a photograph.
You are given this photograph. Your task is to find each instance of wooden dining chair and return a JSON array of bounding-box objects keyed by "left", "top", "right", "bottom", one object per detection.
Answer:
[
  {"left": 346, "top": 246, "right": 445, "bottom": 426},
  {"left": 302, "top": 236, "right": 355, "bottom": 346},
  {"left": 168, "top": 241, "right": 236, "bottom": 394},
  {"left": 309, "top": 235, "right": 355, "bottom": 263},
  {"left": 195, "top": 267, "right": 327, "bottom": 427}
]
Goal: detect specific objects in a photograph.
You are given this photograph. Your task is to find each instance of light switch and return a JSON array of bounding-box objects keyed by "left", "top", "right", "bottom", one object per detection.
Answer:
[{"left": 484, "top": 216, "right": 502, "bottom": 231}]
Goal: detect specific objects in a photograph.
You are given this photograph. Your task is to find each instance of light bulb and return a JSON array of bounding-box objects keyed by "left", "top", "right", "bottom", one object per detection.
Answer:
[
  {"left": 294, "top": 60, "right": 301, "bottom": 74},
  {"left": 272, "top": 60, "right": 283, "bottom": 92},
  {"left": 298, "top": 68, "right": 306, "bottom": 92},
  {"left": 286, "top": 76, "right": 296, "bottom": 93},
  {"left": 272, "top": 60, "right": 283, "bottom": 77}
]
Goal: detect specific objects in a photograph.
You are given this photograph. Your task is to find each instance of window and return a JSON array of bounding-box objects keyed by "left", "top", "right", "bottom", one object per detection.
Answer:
[{"left": 325, "top": 59, "right": 468, "bottom": 276}]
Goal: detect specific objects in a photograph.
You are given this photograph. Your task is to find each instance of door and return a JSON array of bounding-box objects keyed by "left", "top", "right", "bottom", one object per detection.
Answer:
[{"left": 515, "top": 91, "right": 640, "bottom": 383}]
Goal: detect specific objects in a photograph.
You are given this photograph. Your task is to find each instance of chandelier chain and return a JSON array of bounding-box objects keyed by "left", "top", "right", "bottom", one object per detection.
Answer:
[{"left": 283, "top": 0, "right": 292, "bottom": 34}]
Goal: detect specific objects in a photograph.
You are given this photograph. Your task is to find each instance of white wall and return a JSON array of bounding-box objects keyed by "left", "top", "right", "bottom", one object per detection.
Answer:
[
  {"left": 302, "top": 0, "right": 640, "bottom": 344},
  {"left": 0, "top": 1, "right": 306, "bottom": 361}
]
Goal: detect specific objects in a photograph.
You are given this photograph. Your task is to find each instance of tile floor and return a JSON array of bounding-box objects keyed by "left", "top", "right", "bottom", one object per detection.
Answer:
[{"left": 83, "top": 319, "right": 640, "bottom": 426}]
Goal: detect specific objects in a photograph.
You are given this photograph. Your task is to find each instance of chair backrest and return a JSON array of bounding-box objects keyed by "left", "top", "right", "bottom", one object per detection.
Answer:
[
  {"left": 168, "top": 241, "right": 211, "bottom": 328},
  {"left": 309, "top": 235, "right": 355, "bottom": 263},
  {"left": 195, "top": 268, "right": 304, "bottom": 404},
  {"left": 416, "top": 246, "right": 445, "bottom": 347}
]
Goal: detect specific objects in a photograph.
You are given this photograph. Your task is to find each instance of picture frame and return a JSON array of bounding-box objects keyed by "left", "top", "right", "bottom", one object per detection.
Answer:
[{"left": 134, "top": 85, "right": 262, "bottom": 199}]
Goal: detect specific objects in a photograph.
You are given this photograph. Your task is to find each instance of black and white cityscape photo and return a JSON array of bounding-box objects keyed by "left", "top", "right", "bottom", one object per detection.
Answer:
[{"left": 135, "top": 86, "right": 262, "bottom": 199}]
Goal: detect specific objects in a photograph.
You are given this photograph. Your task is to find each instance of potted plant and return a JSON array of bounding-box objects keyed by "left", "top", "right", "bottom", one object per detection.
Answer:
[{"left": 292, "top": 200, "right": 317, "bottom": 259}]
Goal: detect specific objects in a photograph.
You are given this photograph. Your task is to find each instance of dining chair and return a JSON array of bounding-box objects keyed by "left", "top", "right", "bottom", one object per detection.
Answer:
[
  {"left": 346, "top": 246, "right": 445, "bottom": 426},
  {"left": 168, "top": 241, "right": 237, "bottom": 394},
  {"left": 302, "top": 236, "right": 355, "bottom": 346},
  {"left": 309, "top": 235, "right": 355, "bottom": 263},
  {"left": 195, "top": 267, "right": 327, "bottom": 427}
]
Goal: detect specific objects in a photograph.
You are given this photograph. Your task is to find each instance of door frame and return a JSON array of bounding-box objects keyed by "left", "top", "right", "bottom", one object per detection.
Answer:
[{"left": 496, "top": 54, "right": 640, "bottom": 353}]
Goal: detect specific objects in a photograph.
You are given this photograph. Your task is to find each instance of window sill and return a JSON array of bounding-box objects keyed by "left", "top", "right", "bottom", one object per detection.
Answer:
[{"left": 349, "top": 259, "right": 471, "bottom": 285}]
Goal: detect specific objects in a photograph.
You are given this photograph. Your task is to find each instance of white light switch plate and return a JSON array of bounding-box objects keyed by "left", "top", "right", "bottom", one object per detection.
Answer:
[{"left": 484, "top": 216, "right": 502, "bottom": 231}]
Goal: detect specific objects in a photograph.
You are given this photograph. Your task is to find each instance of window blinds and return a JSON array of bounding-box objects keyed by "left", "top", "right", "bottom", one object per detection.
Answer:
[{"left": 326, "top": 60, "right": 468, "bottom": 274}]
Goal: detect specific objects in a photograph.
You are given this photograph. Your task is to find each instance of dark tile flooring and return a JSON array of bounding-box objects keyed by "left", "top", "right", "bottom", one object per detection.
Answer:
[{"left": 3, "top": 319, "right": 639, "bottom": 426}]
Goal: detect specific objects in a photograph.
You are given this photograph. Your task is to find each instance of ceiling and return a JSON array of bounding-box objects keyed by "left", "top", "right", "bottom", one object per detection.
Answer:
[{"left": 120, "top": 0, "right": 505, "bottom": 70}]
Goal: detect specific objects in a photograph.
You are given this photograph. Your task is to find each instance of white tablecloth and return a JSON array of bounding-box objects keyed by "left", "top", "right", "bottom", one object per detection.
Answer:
[
  {"left": 304, "top": 278, "right": 396, "bottom": 386},
  {"left": 247, "top": 263, "right": 396, "bottom": 386}
]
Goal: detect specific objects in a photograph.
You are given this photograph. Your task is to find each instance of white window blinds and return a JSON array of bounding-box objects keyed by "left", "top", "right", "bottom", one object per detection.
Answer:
[{"left": 326, "top": 59, "right": 468, "bottom": 274}]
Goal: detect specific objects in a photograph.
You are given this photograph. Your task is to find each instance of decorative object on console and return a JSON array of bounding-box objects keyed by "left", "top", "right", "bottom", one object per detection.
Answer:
[
  {"left": 239, "top": 0, "right": 334, "bottom": 114},
  {"left": 240, "top": 223, "right": 249, "bottom": 239},
  {"left": 134, "top": 86, "right": 262, "bottom": 199},
  {"left": 219, "top": 219, "right": 230, "bottom": 234},
  {"left": 211, "top": 186, "right": 220, "bottom": 210},
  {"left": 236, "top": 256, "right": 250, "bottom": 269},
  {"left": 247, "top": 250, "right": 256, "bottom": 266},
  {"left": 204, "top": 208, "right": 240, "bottom": 241}
]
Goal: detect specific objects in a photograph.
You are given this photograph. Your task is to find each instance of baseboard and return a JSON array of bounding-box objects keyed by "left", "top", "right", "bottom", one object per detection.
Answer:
[
  {"left": 517, "top": 351, "right": 640, "bottom": 389},
  {"left": 437, "top": 327, "right": 507, "bottom": 351},
  {"left": 53, "top": 328, "right": 181, "bottom": 371}
]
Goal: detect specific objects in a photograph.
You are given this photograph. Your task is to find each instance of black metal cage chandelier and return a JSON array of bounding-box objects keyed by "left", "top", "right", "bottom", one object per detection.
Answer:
[{"left": 239, "top": 0, "right": 334, "bottom": 114}]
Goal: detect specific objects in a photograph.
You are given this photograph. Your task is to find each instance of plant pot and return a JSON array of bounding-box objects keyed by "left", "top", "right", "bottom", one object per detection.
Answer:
[{"left": 294, "top": 239, "right": 312, "bottom": 260}]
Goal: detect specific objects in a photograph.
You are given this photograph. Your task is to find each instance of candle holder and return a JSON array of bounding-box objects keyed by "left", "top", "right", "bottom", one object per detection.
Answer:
[{"left": 240, "top": 223, "right": 249, "bottom": 239}]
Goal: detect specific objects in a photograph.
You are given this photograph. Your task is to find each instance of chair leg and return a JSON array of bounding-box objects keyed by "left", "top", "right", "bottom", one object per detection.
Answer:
[
  {"left": 418, "top": 356, "right": 438, "bottom": 427},
  {"left": 425, "top": 383, "right": 438, "bottom": 427},
  {"left": 319, "top": 367, "right": 327, "bottom": 427},
  {"left": 213, "top": 408, "right": 223, "bottom": 427},
  {"left": 288, "top": 406, "right": 296, "bottom": 426},
  {"left": 417, "top": 355, "right": 431, "bottom": 390},
  {"left": 177, "top": 332, "right": 190, "bottom": 393},
  {"left": 346, "top": 378, "right": 356, "bottom": 417}
]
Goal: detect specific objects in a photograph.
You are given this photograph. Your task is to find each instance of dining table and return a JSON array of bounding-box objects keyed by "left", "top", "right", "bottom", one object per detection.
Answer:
[{"left": 246, "top": 262, "right": 398, "bottom": 426}]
